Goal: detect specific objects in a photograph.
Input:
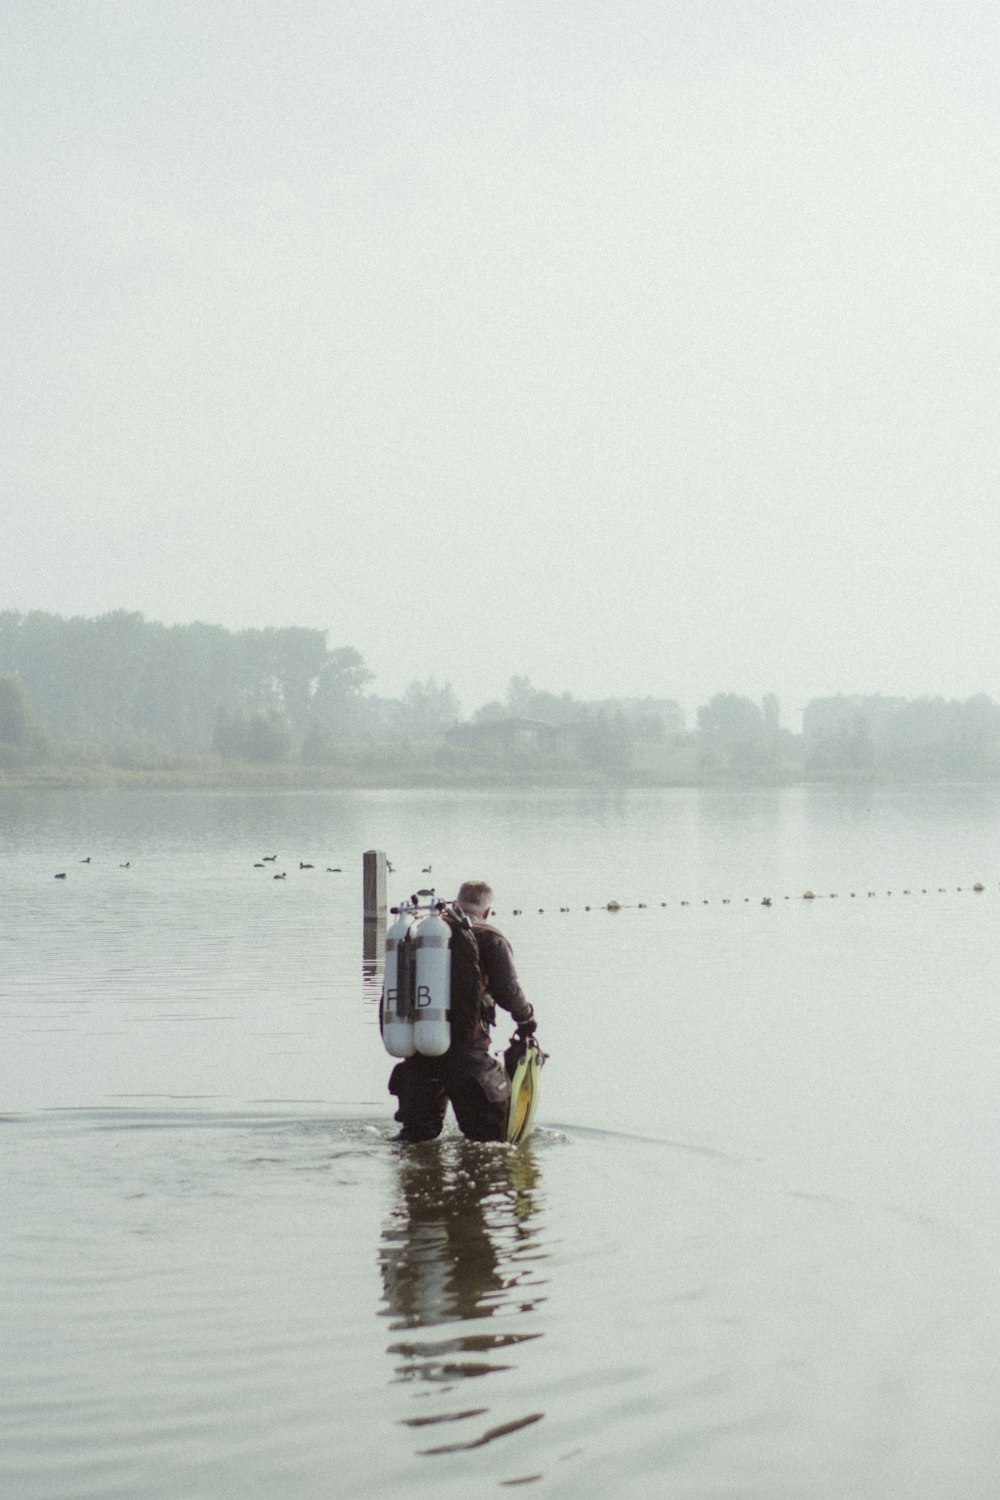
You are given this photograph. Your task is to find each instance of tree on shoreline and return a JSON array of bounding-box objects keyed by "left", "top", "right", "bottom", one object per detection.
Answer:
[
  {"left": 0, "top": 675, "right": 49, "bottom": 765},
  {"left": 4, "top": 611, "right": 1000, "bottom": 783}
]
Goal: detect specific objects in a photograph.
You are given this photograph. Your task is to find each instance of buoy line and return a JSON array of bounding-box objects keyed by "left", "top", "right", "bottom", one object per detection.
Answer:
[{"left": 500, "top": 882, "right": 990, "bottom": 915}]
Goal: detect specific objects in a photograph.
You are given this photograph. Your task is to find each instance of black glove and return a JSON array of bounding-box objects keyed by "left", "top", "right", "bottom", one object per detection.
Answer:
[{"left": 516, "top": 1018, "right": 537, "bottom": 1037}]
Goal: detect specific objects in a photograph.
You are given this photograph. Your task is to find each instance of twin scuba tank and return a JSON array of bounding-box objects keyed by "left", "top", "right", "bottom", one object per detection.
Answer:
[{"left": 381, "top": 902, "right": 455, "bottom": 1058}]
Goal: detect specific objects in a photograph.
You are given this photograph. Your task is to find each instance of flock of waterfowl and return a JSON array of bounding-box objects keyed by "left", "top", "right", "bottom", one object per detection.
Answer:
[
  {"left": 249, "top": 854, "right": 347, "bottom": 878},
  {"left": 53, "top": 857, "right": 133, "bottom": 878},
  {"left": 52, "top": 854, "right": 433, "bottom": 884},
  {"left": 53, "top": 854, "right": 349, "bottom": 880}
]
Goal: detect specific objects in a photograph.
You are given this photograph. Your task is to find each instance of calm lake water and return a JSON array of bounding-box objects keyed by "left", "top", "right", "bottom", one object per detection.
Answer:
[{"left": 4, "top": 783, "right": 1000, "bottom": 1497}]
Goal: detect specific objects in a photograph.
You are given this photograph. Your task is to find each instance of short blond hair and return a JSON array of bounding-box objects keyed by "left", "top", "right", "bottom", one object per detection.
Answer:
[{"left": 456, "top": 880, "right": 494, "bottom": 916}]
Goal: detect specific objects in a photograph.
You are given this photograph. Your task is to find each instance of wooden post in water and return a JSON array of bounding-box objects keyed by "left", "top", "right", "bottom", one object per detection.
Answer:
[
  {"left": 363, "top": 849, "right": 387, "bottom": 964},
  {"left": 363, "top": 849, "right": 387, "bottom": 923}
]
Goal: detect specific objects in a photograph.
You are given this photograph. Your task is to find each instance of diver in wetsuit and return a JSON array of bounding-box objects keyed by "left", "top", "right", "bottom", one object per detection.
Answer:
[{"left": 388, "top": 880, "right": 536, "bottom": 1143}]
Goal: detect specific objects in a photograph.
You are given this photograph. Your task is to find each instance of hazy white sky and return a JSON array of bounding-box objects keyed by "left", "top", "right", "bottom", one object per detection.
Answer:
[{"left": 4, "top": 1, "right": 1000, "bottom": 726}]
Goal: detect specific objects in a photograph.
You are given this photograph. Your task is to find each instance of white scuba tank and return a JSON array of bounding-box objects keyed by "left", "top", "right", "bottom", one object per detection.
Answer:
[
  {"left": 410, "top": 909, "right": 452, "bottom": 1057},
  {"left": 381, "top": 910, "right": 417, "bottom": 1058}
]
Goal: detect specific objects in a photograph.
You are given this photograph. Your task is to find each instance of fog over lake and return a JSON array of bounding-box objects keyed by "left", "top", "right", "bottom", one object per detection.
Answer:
[
  {"left": 5, "top": 2, "right": 1000, "bottom": 720},
  {"left": 6, "top": 5, "right": 1000, "bottom": 1490}
]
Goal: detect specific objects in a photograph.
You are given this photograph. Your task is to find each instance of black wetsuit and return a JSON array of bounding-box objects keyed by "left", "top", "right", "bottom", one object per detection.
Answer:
[{"left": 388, "top": 918, "right": 535, "bottom": 1142}]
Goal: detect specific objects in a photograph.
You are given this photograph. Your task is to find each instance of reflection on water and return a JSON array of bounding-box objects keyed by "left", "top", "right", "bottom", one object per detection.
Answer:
[
  {"left": 362, "top": 918, "right": 385, "bottom": 1024},
  {"left": 10, "top": 785, "right": 1000, "bottom": 1496},
  {"left": 379, "top": 1139, "right": 547, "bottom": 1461}
]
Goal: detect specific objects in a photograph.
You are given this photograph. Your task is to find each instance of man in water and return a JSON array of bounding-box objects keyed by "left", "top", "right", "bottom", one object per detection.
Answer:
[{"left": 389, "top": 879, "right": 537, "bottom": 1143}]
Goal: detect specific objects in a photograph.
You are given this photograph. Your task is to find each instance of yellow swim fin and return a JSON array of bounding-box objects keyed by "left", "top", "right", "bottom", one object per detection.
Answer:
[{"left": 505, "top": 1036, "right": 544, "bottom": 1144}]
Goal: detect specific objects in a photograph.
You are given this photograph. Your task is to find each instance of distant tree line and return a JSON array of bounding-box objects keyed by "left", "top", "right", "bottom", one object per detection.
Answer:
[
  {"left": 2, "top": 611, "right": 1000, "bottom": 783},
  {"left": 0, "top": 611, "right": 366, "bottom": 764},
  {"left": 802, "top": 694, "right": 1000, "bottom": 779},
  {"left": 0, "top": 674, "right": 49, "bottom": 767}
]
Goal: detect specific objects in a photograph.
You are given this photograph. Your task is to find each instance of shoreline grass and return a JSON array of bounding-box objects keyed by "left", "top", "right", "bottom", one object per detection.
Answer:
[{"left": 0, "top": 754, "right": 810, "bottom": 793}]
